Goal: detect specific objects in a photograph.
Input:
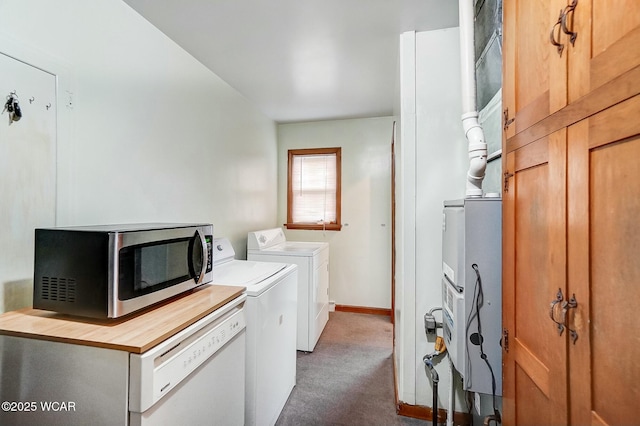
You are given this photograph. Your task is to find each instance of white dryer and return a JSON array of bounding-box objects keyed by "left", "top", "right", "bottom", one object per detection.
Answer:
[
  {"left": 211, "top": 238, "right": 297, "bottom": 426},
  {"left": 247, "top": 228, "right": 329, "bottom": 352}
]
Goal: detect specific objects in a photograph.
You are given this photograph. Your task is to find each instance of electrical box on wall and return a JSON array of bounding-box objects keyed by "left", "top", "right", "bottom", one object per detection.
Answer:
[{"left": 441, "top": 197, "right": 502, "bottom": 396}]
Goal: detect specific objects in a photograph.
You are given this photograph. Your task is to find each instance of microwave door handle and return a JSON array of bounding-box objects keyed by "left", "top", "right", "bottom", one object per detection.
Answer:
[{"left": 195, "top": 229, "right": 208, "bottom": 284}]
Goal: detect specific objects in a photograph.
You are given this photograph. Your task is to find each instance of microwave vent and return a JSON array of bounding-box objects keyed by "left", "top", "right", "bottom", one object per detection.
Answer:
[{"left": 41, "top": 277, "right": 77, "bottom": 302}]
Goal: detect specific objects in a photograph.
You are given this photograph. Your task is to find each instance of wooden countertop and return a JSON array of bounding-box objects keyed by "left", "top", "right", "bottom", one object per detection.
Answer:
[{"left": 0, "top": 284, "right": 245, "bottom": 354}]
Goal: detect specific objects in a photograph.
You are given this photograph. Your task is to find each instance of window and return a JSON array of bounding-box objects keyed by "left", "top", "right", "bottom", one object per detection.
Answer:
[{"left": 286, "top": 147, "right": 342, "bottom": 231}]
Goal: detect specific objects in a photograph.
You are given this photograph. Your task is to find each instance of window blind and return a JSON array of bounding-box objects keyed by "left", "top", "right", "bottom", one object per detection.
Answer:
[{"left": 291, "top": 153, "right": 337, "bottom": 223}]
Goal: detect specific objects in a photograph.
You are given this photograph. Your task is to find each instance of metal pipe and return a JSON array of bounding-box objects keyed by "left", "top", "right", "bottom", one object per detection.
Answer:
[
  {"left": 423, "top": 354, "right": 440, "bottom": 425},
  {"left": 433, "top": 379, "right": 439, "bottom": 425},
  {"left": 447, "top": 357, "right": 455, "bottom": 426}
]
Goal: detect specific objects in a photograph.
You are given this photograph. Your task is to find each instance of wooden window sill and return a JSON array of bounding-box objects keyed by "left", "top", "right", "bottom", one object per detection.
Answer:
[{"left": 284, "top": 223, "right": 342, "bottom": 231}]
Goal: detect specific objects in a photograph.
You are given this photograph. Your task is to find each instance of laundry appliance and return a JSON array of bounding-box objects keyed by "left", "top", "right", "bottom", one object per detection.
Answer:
[
  {"left": 211, "top": 237, "right": 297, "bottom": 426},
  {"left": 247, "top": 228, "right": 329, "bottom": 352}
]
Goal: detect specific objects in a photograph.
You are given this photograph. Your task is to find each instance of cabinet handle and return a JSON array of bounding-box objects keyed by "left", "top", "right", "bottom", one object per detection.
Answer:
[
  {"left": 562, "top": 294, "right": 579, "bottom": 344},
  {"left": 550, "top": 10, "right": 565, "bottom": 56},
  {"left": 549, "top": 288, "right": 566, "bottom": 336},
  {"left": 561, "top": 0, "right": 578, "bottom": 46}
]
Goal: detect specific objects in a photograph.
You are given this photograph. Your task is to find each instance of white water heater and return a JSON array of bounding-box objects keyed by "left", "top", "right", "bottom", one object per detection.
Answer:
[{"left": 442, "top": 197, "right": 502, "bottom": 396}]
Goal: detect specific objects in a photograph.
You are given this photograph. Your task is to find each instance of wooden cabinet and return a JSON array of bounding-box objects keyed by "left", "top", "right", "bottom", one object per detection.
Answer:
[
  {"left": 503, "top": 0, "right": 640, "bottom": 141},
  {"left": 502, "top": 1, "right": 640, "bottom": 424},
  {"left": 502, "top": 129, "right": 569, "bottom": 425},
  {"left": 502, "top": 0, "right": 568, "bottom": 136},
  {"left": 566, "top": 96, "right": 640, "bottom": 425},
  {"left": 568, "top": 1, "right": 640, "bottom": 102}
]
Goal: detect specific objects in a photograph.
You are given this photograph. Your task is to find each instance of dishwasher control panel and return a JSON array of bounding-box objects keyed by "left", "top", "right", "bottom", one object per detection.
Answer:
[{"left": 129, "top": 296, "right": 246, "bottom": 413}]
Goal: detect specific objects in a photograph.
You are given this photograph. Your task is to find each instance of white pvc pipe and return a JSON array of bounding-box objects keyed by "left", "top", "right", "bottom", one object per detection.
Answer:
[
  {"left": 459, "top": 0, "right": 487, "bottom": 198},
  {"left": 459, "top": 0, "right": 476, "bottom": 113},
  {"left": 448, "top": 357, "right": 455, "bottom": 426}
]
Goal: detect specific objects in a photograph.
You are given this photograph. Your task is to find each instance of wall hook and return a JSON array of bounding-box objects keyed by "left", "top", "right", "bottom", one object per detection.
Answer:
[
  {"left": 29, "top": 97, "right": 35, "bottom": 104},
  {"left": 45, "top": 103, "right": 51, "bottom": 110}
]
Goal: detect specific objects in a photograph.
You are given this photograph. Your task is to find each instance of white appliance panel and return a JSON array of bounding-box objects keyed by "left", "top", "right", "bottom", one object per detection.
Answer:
[
  {"left": 213, "top": 260, "right": 289, "bottom": 296},
  {"left": 129, "top": 332, "right": 245, "bottom": 426},
  {"left": 212, "top": 237, "right": 298, "bottom": 426},
  {"left": 442, "top": 204, "right": 465, "bottom": 287},
  {"left": 441, "top": 198, "right": 502, "bottom": 396},
  {"left": 247, "top": 229, "right": 330, "bottom": 352},
  {"left": 312, "top": 247, "right": 330, "bottom": 349},
  {"left": 248, "top": 253, "right": 312, "bottom": 351},
  {"left": 247, "top": 269, "right": 297, "bottom": 426},
  {"left": 251, "top": 242, "right": 326, "bottom": 257},
  {"left": 129, "top": 298, "right": 246, "bottom": 412},
  {"left": 442, "top": 278, "right": 465, "bottom": 376},
  {"left": 247, "top": 228, "right": 286, "bottom": 250}
]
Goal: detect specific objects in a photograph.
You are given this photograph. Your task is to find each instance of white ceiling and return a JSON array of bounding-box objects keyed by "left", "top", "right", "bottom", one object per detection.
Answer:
[{"left": 123, "top": 0, "right": 459, "bottom": 123}]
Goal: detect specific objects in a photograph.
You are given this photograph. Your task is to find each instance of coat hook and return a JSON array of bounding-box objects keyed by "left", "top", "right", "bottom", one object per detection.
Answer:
[
  {"left": 29, "top": 97, "right": 35, "bottom": 104},
  {"left": 45, "top": 103, "right": 51, "bottom": 110}
]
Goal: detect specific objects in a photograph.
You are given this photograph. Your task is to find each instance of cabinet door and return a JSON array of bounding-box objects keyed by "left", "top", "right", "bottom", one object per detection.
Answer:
[
  {"left": 567, "top": 95, "right": 640, "bottom": 425},
  {"left": 502, "top": 0, "right": 568, "bottom": 138},
  {"left": 502, "top": 131, "right": 568, "bottom": 425},
  {"left": 568, "top": 0, "right": 640, "bottom": 102}
]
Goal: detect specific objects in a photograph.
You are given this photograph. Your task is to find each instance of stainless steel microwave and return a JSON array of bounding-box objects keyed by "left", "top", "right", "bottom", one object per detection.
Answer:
[{"left": 33, "top": 223, "right": 214, "bottom": 319}]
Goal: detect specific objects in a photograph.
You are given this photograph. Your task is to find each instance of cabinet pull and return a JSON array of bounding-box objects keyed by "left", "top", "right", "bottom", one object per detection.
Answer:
[
  {"left": 550, "top": 10, "right": 565, "bottom": 57},
  {"left": 562, "top": 294, "right": 579, "bottom": 344},
  {"left": 549, "top": 288, "right": 565, "bottom": 336},
  {"left": 561, "top": 0, "right": 578, "bottom": 45}
]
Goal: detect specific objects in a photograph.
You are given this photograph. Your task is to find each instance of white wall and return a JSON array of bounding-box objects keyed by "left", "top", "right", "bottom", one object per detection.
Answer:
[
  {"left": 0, "top": 0, "right": 278, "bottom": 313},
  {"left": 394, "top": 30, "right": 417, "bottom": 404},
  {"left": 277, "top": 117, "right": 394, "bottom": 309},
  {"left": 414, "top": 27, "right": 469, "bottom": 410},
  {"left": 0, "top": 54, "right": 58, "bottom": 313},
  {"left": 395, "top": 28, "right": 468, "bottom": 409}
]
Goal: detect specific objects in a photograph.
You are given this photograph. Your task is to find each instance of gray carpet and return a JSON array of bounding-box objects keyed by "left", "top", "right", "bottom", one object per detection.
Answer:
[{"left": 275, "top": 311, "right": 429, "bottom": 426}]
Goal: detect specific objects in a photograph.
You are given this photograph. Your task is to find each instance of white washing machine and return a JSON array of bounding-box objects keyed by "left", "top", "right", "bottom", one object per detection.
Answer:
[
  {"left": 211, "top": 238, "right": 298, "bottom": 426},
  {"left": 247, "top": 228, "right": 329, "bottom": 352}
]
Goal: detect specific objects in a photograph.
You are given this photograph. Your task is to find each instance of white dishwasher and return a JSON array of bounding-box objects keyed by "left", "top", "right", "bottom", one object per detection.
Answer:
[
  {"left": 0, "top": 290, "right": 246, "bottom": 426},
  {"left": 129, "top": 295, "right": 247, "bottom": 425}
]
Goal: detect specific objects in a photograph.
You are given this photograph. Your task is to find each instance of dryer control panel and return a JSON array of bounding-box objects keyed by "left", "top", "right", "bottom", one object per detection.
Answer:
[{"left": 247, "top": 228, "right": 286, "bottom": 250}]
